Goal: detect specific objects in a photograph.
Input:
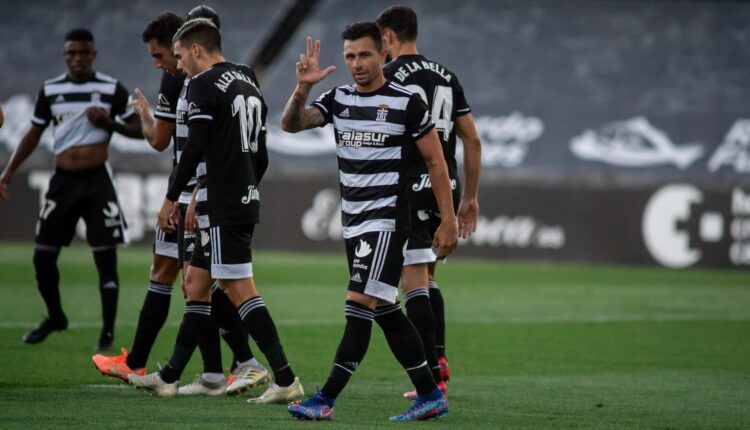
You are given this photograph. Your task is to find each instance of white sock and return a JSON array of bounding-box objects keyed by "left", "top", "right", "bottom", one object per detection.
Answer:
[{"left": 202, "top": 372, "right": 225, "bottom": 383}]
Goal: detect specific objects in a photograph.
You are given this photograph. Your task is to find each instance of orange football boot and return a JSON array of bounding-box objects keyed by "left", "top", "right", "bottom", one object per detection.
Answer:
[{"left": 92, "top": 348, "right": 145, "bottom": 381}]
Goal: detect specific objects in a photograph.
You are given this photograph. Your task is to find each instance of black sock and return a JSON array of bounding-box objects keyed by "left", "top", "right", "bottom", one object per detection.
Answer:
[
  {"left": 404, "top": 288, "right": 442, "bottom": 383},
  {"left": 126, "top": 281, "right": 172, "bottom": 370},
  {"left": 321, "top": 301, "right": 373, "bottom": 401},
  {"left": 238, "top": 296, "right": 295, "bottom": 386},
  {"left": 93, "top": 248, "right": 118, "bottom": 341},
  {"left": 428, "top": 281, "right": 446, "bottom": 359},
  {"left": 197, "top": 306, "right": 223, "bottom": 374},
  {"left": 375, "top": 303, "right": 436, "bottom": 396},
  {"left": 212, "top": 285, "right": 253, "bottom": 366},
  {"left": 33, "top": 247, "right": 65, "bottom": 321},
  {"left": 160, "top": 301, "right": 211, "bottom": 383}
]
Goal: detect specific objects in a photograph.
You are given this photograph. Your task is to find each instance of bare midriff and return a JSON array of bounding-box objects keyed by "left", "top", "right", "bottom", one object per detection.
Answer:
[{"left": 55, "top": 142, "right": 108, "bottom": 171}]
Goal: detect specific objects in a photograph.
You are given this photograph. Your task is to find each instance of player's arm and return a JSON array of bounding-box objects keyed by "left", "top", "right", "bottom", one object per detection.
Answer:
[
  {"left": 455, "top": 113, "right": 481, "bottom": 238},
  {"left": 0, "top": 104, "right": 4, "bottom": 128},
  {"left": 281, "top": 37, "right": 336, "bottom": 133},
  {"left": 0, "top": 124, "right": 45, "bottom": 200},
  {"left": 159, "top": 121, "right": 208, "bottom": 231},
  {"left": 130, "top": 88, "right": 174, "bottom": 151},
  {"left": 415, "top": 129, "right": 459, "bottom": 259}
]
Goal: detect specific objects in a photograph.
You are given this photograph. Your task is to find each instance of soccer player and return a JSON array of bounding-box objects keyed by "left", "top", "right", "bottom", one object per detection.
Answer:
[
  {"left": 0, "top": 103, "right": 4, "bottom": 128},
  {"left": 281, "top": 23, "right": 457, "bottom": 421},
  {"left": 128, "top": 19, "right": 304, "bottom": 403},
  {"left": 93, "top": 9, "right": 269, "bottom": 397},
  {"left": 376, "top": 5, "right": 482, "bottom": 398},
  {"left": 0, "top": 29, "right": 142, "bottom": 350}
]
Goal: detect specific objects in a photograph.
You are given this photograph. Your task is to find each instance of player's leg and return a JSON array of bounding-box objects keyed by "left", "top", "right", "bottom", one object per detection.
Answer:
[
  {"left": 81, "top": 165, "right": 128, "bottom": 351},
  {"left": 400, "top": 209, "right": 444, "bottom": 399},
  {"left": 427, "top": 261, "right": 450, "bottom": 381},
  {"left": 24, "top": 170, "right": 79, "bottom": 344},
  {"left": 215, "top": 224, "right": 299, "bottom": 403}
]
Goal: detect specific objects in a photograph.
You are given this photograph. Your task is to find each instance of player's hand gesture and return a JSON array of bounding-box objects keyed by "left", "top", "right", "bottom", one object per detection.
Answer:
[
  {"left": 296, "top": 36, "right": 336, "bottom": 87},
  {"left": 457, "top": 197, "right": 479, "bottom": 239},
  {"left": 185, "top": 192, "right": 198, "bottom": 233},
  {"left": 432, "top": 217, "right": 459, "bottom": 260},
  {"left": 130, "top": 89, "right": 150, "bottom": 118},
  {"left": 86, "top": 106, "right": 113, "bottom": 130}
]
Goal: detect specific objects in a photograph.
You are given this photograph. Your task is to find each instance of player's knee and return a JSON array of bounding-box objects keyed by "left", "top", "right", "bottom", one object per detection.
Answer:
[
  {"left": 33, "top": 247, "right": 59, "bottom": 270},
  {"left": 345, "top": 291, "right": 378, "bottom": 309},
  {"left": 150, "top": 256, "right": 179, "bottom": 284}
]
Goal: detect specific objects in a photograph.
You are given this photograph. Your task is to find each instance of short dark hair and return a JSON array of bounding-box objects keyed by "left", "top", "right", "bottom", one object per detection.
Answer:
[
  {"left": 142, "top": 12, "right": 185, "bottom": 46},
  {"left": 376, "top": 5, "right": 418, "bottom": 42},
  {"left": 186, "top": 5, "right": 221, "bottom": 29},
  {"left": 173, "top": 18, "right": 221, "bottom": 53},
  {"left": 341, "top": 21, "right": 382, "bottom": 51},
  {"left": 65, "top": 28, "right": 94, "bottom": 43}
]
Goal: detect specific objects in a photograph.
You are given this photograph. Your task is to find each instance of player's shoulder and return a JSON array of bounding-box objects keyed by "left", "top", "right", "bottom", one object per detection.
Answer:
[
  {"left": 385, "top": 81, "right": 416, "bottom": 98},
  {"left": 92, "top": 71, "right": 120, "bottom": 84},
  {"left": 43, "top": 72, "right": 68, "bottom": 86}
]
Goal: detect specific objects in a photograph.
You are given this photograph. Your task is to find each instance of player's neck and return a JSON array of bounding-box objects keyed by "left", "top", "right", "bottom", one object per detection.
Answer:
[
  {"left": 391, "top": 41, "right": 419, "bottom": 59},
  {"left": 68, "top": 71, "right": 94, "bottom": 83},
  {"left": 195, "top": 54, "right": 226, "bottom": 75}
]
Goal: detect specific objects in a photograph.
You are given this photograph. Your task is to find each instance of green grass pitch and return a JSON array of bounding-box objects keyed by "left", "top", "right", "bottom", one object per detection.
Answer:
[{"left": 0, "top": 242, "right": 748, "bottom": 429}]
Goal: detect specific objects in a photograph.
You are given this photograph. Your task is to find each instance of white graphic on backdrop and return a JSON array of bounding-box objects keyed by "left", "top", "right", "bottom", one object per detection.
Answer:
[
  {"left": 708, "top": 119, "right": 750, "bottom": 173},
  {"left": 457, "top": 112, "right": 543, "bottom": 167},
  {"left": 571, "top": 117, "right": 704, "bottom": 169}
]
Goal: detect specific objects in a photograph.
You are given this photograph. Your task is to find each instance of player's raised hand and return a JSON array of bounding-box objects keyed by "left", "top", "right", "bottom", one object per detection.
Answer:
[
  {"left": 86, "top": 106, "right": 112, "bottom": 130},
  {"left": 432, "top": 218, "right": 459, "bottom": 260},
  {"left": 296, "top": 36, "right": 336, "bottom": 87},
  {"left": 130, "top": 88, "right": 150, "bottom": 117},
  {"left": 457, "top": 197, "right": 479, "bottom": 239}
]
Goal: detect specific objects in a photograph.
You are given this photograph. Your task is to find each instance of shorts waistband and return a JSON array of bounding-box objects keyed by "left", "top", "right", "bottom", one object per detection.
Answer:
[{"left": 54, "top": 164, "right": 107, "bottom": 177}]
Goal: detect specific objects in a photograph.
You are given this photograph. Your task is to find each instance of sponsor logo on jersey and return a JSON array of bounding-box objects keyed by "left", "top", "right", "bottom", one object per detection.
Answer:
[
  {"left": 339, "top": 108, "right": 350, "bottom": 118},
  {"left": 350, "top": 272, "right": 363, "bottom": 283},
  {"left": 158, "top": 93, "right": 169, "bottom": 106},
  {"left": 336, "top": 131, "right": 388, "bottom": 149},
  {"left": 411, "top": 174, "right": 457, "bottom": 192},
  {"left": 241, "top": 185, "right": 260, "bottom": 204},
  {"left": 188, "top": 102, "right": 200, "bottom": 115},
  {"left": 375, "top": 104, "right": 389, "bottom": 122},
  {"left": 54, "top": 95, "right": 65, "bottom": 104}
]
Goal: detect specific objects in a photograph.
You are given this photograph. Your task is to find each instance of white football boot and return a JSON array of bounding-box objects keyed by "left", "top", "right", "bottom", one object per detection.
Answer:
[
  {"left": 127, "top": 372, "right": 178, "bottom": 397},
  {"left": 178, "top": 374, "right": 227, "bottom": 396},
  {"left": 247, "top": 376, "right": 304, "bottom": 404},
  {"left": 227, "top": 361, "right": 271, "bottom": 395}
]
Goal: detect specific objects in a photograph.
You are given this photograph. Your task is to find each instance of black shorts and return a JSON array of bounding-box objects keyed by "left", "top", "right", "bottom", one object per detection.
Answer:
[
  {"left": 35, "top": 164, "right": 127, "bottom": 248},
  {"left": 404, "top": 187, "right": 460, "bottom": 266},
  {"left": 346, "top": 231, "right": 408, "bottom": 304},
  {"left": 176, "top": 203, "right": 197, "bottom": 266},
  {"left": 191, "top": 223, "right": 254, "bottom": 280}
]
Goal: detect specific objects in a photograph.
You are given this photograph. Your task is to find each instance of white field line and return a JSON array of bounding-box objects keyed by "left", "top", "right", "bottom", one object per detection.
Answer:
[
  {"left": 1, "top": 314, "right": 749, "bottom": 329},
  {"left": 80, "top": 384, "right": 129, "bottom": 389}
]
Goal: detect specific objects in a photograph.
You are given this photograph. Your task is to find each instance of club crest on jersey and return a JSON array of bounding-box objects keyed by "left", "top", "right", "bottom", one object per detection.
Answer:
[
  {"left": 376, "top": 104, "right": 389, "bottom": 122},
  {"left": 91, "top": 90, "right": 101, "bottom": 106}
]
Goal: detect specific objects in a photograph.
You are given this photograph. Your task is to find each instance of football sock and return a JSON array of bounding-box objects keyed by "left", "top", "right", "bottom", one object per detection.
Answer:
[
  {"left": 428, "top": 280, "right": 446, "bottom": 359},
  {"left": 93, "top": 248, "right": 118, "bottom": 341},
  {"left": 404, "top": 288, "right": 442, "bottom": 383},
  {"left": 126, "top": 281, "right": 172, "bottom": 370},
  {"left": 374, "top": 302, "right": 436, "bottom": 396},
  {"left": 33, "top": 247, "right": 65, "bottom": 321},
  {"left": 197, "top": 308, "right": 223, "bottom": 374},
  {"left": 160, "top": 301, "right": 211, "bottom": 383},
  {"left": 238, "top": 296, "right": 295, "bottom": 386},
  {"left": 321, "top": 301, "right": 373, "bottom": 401},
  {"left": 211, "top": 285, "right": 254, "bottom": 365}
]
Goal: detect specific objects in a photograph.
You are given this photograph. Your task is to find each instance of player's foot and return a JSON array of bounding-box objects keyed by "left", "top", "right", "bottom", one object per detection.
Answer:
[
  {"left": 178, "top": 375, "right": 227, "bottom": 396},
  {"left": 390, "top": 389, "right": 448, "bottom": 422},
  {"left": 23, "top": 315, "right": 68, "bottom": 344},
  {"left": 288, "top": 390, "right": 334, "bottom": 421},
  {"left": 92, "top": 347, "right": 145, "bottom": 382},
  {"left": 403, "top": 380, "right": 447, "bottom": 401},
  {"left": 227, "top": 361, "right": 270, "bottom": 396},
  {"left": 128, "top": 372, "right": 178, "bottom": 397},
  {"left": 247, "top": 376, "right": 304, "bottom": 404},
  {"left": 96, "top": 330, "right": 114, "bottom": 352},
  {"left": 439, "top": 356, "right": 451, "bottom": 382}
]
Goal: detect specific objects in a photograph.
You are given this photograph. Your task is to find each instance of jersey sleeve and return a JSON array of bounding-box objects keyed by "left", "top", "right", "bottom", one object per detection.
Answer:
[
  {"left": 453, "top": 75, "right": 471, "bottom": 117},
  {"left": 31, "top": 86, "right": 51, "bottom": 128},
  {"left": 186, "top": 77, "right": 217, "bottom": 124},
  {"left": 154, "top": 73, "right": 181, "bottom": 121},
  {"left": 405, "top": 93, "right": 435, "bottom": 140},
  {"left": 310, "top": 88, "right": 335, "bottom": 126},
  {"left": 112, "top": 81, "right": 135, "bottom": 120}
]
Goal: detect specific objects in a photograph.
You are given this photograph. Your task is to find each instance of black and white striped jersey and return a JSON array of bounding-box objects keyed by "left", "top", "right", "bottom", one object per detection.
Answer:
[
  {"left": 311, "top": 81, "right": 435, "bottom": 239},
  {"left": 383, "top": 55, "right": 471, "bottom": 208},
  {"left": 173, "top": 77, "right": 204, "bottom": 204},
  {"left": 32, "top": 72, "right": 134, "bottom": 155}
]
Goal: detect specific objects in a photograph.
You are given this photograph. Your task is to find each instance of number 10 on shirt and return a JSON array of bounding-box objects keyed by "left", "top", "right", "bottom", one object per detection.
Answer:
[{"left": 231, "top": 94, "right": 262, "bottom": 153}]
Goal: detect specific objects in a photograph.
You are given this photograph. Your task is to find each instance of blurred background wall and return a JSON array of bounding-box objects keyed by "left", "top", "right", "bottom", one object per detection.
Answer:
[{"left": 1, "top": 0, "right": 748, "bottom": 269}]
